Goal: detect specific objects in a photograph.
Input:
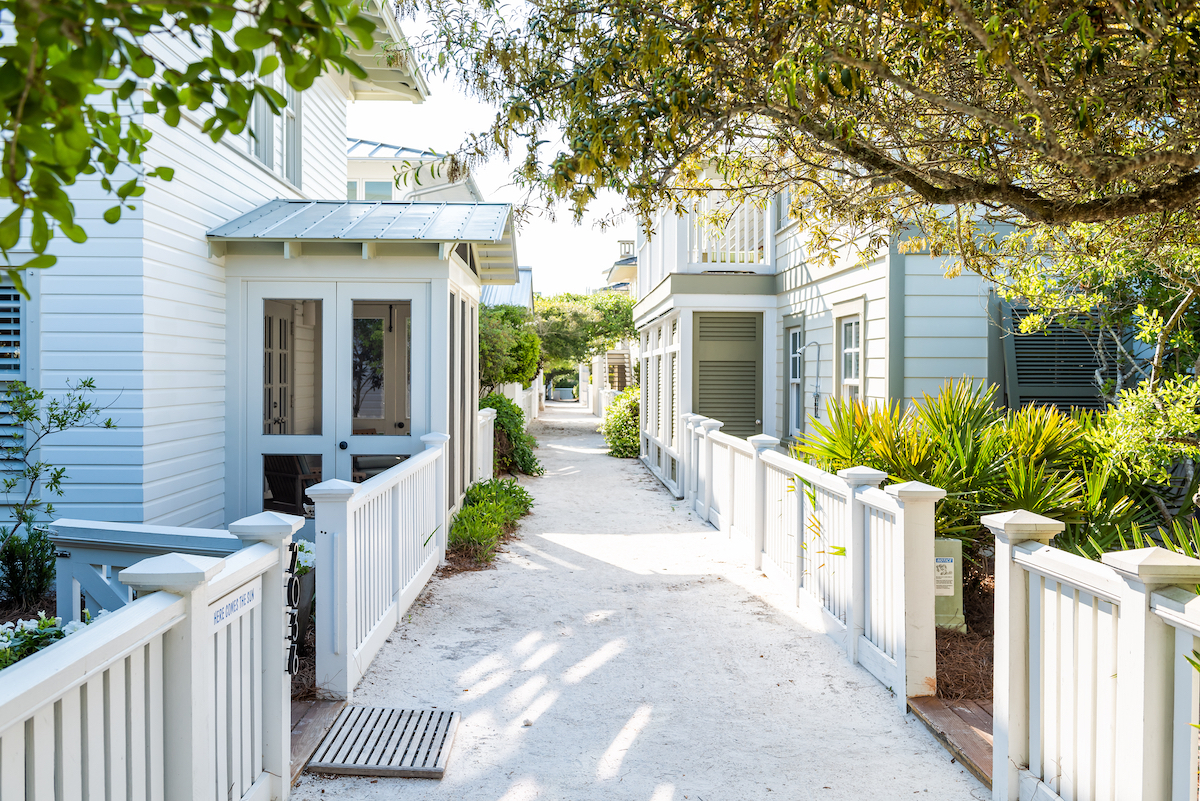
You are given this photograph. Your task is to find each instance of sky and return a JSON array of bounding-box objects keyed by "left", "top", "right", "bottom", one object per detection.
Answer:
[{"left": 346, "top": 74, "right": 636, "bottom": 297}]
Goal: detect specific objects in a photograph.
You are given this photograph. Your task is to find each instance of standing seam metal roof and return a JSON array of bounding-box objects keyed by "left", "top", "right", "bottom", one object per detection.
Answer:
[{"left": 206, "top": 199, "right": 512, "bottom": 243}]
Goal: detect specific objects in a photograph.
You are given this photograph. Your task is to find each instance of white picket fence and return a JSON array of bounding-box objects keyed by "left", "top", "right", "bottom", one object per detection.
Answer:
[
  {"left": 501, "top": 372, "right": 543, "bottom": 428},
  {"left": 477, "top": 407, "right": 496, "bottom": 480},
  {"left": 989, "top": 509, "right": 1200, "bottom": 801},
  {"left": 679, "top": 413, "right": 945, "bottom": 706},
  {"left": 306, "top": 432, "right": 448, "bottom": 700},
  {"left": 0, "top": 512, "right": 299, "bottom": 801}
]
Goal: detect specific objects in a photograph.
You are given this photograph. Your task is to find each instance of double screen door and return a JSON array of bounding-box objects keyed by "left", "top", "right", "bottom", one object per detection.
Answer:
[{"left": 246, "top": 282, "right": 428, "bottom": 523}]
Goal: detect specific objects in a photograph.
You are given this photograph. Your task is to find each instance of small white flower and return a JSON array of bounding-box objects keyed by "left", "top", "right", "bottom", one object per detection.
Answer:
[{"left": 62, "top": 621, "right": 87, "bottom": 636}]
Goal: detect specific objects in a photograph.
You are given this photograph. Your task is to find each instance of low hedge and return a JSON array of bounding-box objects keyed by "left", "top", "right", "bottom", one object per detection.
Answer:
[
  {"left": 449, "top": 478, "right": 535, "bottom": 563},
  {"left": 480, "top": 393, "right": 544, "bottom": 476},
  {"left": 600, "top": 385, "right": 640, "bottom": 458}
]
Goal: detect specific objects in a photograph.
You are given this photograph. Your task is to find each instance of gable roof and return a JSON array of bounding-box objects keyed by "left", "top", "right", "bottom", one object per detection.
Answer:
[
  {"left": 207, "top": 200, "right": 518, "bottom": 283},
  {"left": 344, "top": 1, "right": 430, "bottom": 103}
]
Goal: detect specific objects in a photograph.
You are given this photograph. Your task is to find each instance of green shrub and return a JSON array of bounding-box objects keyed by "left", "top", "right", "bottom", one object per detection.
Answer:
[
  {"left": 600, "top": 385, "right": 640, "bottom": 458},
  {"left": 0, "top": 528, "right": 56, "bottom": 606},
  {"left": 480, "top": 393, "right": 544, "bottom": 476},
  {"left": 479, "top": 305, "right": 541, "bottom": 392},
  {"left": 450, "top": 478, "right": 536, "bottom": 563}
]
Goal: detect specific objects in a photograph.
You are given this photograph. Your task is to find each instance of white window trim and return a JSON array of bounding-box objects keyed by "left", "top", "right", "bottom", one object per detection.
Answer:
[
  {"left": 839, "top": 316, "right": 862, "bottom": 401},
  {"left": 787, "top": 326, "right": 804, "bottom": 438}
]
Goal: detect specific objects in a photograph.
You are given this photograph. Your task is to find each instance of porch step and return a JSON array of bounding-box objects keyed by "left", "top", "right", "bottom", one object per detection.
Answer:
[
  {"left": 290, "top": 699, "right": 345, "bottom": 785},
  {"left": 306, "top": 707, "right": 461, "bottom": 779},
  {"left": 907, "top": 696, "right": 993, "bottom": 788}
]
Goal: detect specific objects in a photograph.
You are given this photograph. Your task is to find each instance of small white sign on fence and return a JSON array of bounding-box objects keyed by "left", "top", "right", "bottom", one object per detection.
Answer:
[
  {"left": 934, "top": 557, "right": 955, "bottom": 597},
  {"left": 208, "top": 576, "right": 261, "bottom": 632}
]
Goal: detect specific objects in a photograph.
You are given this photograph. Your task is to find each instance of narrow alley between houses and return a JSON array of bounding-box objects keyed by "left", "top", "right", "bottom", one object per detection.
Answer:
[{"left": 294, "top": 401, "right": 987, "bottom": 801}]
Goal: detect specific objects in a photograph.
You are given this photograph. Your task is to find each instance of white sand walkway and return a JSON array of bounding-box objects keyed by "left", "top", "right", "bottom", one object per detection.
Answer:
[{"left": 295, "top": 401, "right": 987, "bottom": 801}]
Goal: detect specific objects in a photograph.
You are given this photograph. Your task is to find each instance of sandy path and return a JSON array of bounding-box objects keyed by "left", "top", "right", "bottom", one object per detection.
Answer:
[{"left": 296, "top": 401, "right": 987, "bottom": 801}]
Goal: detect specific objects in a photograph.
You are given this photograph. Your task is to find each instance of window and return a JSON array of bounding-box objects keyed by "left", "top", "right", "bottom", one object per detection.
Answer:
[
  {"left": 840, "top": 317, "right": 861, "bottom": 401},
  {"left": 775, "top": 188, "right": 793, "bottom": 230},
  {"left": 350, "top": 301, "right": 411, "bottom": 435},
  {"left": 263, "top": 299, "right": 322, "bottom": 435},
  {"left": 283, "top": 85, "right": 301, "bottom": 187},
  {"left": 346, "top": 181, "right": 358, "bottom": 200},
  {"left": 363, "top": 181, "right": 392, "bottom": 201},
  {"left": 789, "top": 328, "right": 804, "bottom": 436}
]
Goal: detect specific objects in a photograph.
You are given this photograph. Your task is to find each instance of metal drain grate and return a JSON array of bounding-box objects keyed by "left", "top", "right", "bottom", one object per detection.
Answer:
[{"left": 307, "top": 707, "right": 460, "bottom": 778}]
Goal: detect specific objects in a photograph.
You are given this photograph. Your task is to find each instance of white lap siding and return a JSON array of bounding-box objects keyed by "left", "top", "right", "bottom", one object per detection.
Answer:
[{"left": 35, "top": 67, "right": 349, "bottom": 525}]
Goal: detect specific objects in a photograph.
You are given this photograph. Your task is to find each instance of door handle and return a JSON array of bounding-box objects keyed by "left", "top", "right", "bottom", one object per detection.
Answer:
[{"left": 339, "top": 441, "right": 348, "bottom": 450}]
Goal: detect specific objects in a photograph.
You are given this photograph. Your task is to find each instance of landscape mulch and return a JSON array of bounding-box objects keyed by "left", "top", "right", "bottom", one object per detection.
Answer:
[{"left": 936, "top": 572, "right": 995, "bottom": 701}]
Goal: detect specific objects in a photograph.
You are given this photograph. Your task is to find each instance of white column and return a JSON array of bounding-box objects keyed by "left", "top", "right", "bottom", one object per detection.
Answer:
[
  {"left": 886, "top": 481, "right": 946, "bottom": 710},
  {"left": 680, "top": 414, "right": 703, "bottom": 504},
  {"left": 477, "top": 408, "right": 496, "bottom": 481},
  {"left": 747, "top": 434, "right": 780, "bottom": 570},
  {"left": 422, "top": 432, "right": 452, "bottom": 560},
  {"left": 838, "top": 466, "right": 888, "bottom": 664},
  {"left": 700, "top": 419, "right": 722, "bottom": 523},
  {"left": 229, "top": 510, "right": 304, "bottom": 801},
  {"left": 120, "top": 552, "right": 224, "bottom": 801},
  {"left": 1101, "top": 547, "right": 1200, "bottom": 801},
  {"left": 306, "top": 478, "right": 358, "bottom": 700},
  {"left": 982, "top": 509, "right": 1063, "bottom": 801}
]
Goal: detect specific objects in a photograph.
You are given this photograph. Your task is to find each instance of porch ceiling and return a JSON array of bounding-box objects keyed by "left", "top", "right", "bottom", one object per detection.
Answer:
[{"left": 207, "top": 199, "right": 519, "bottom": 284}]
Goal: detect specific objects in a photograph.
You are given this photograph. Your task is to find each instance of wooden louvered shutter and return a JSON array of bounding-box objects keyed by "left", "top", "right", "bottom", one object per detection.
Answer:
[
  {"left": 0, "top": 288, "right": 20, "bottom": 379},
  {"left": 693, "top": 312, "right": 762, "bottom": 438},
  {"left": 1002, "top": 305, "right": 1116, "bottom": 410}
]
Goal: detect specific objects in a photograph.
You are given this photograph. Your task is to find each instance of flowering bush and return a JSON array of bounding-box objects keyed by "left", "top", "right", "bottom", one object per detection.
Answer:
[
  {"left": 0, "top": 610, "right": 101, "bottom": 670},
  {"left": 294, "top": 540, "right": 315, "bottom": 576}
]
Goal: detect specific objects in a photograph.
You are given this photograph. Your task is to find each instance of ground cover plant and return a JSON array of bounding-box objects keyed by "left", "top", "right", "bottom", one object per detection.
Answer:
[
  {"left": 600, "top": 385, "right": 640, "bottom": 458},
  {"left": 480, "top": 393, "right": 543, "bottom": 476},
  {"left": 448, "top": 479, "right": 535, "bottom": 566},
  {"left": 0, "top": 610, "right": 101, "bottom": 670}
]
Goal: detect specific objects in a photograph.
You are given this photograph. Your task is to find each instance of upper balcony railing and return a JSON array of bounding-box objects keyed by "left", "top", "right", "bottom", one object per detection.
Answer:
[{"left": 637, "top": 198, "right": 772, "bottom": 301}]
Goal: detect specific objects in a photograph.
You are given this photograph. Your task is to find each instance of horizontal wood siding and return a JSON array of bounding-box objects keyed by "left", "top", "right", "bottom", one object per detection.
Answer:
[
  {"left": 772, "top": 228, "right": 889, "bottom": 439},
  {"left": 901, "top": 254, "right": 991, "bottom": 403},
  {"left": 33, "top": 45, "right": 349, "bottom": 525}
]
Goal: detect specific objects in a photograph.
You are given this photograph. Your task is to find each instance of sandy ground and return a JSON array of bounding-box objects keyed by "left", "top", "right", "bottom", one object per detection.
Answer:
[{"left": 295, "top": 401, "right": 987, "bottom": 801}]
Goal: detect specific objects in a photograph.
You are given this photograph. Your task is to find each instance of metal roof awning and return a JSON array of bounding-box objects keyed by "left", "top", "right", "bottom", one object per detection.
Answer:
[{"left": 207, "top": 200, "right": 518, "bottom": 283}]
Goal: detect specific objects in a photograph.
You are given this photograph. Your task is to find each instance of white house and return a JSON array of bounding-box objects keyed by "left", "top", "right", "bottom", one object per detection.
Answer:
[
  {"left": 345, "top": 137, "right": 486, "bottom": 203},
  {"left": 15, "top": 6, "right": 518, "bottom": 533},
  {"left": 633, "top": 194, "right": 1115, "bottom": 496}
]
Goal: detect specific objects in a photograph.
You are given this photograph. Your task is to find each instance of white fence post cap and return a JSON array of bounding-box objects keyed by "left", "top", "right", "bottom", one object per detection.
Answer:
[
  {"left": 981, "top": 509, "right": 1063, "bottom": 543},
  {"left": 885, "top": 480, "right": 947, "bottom": 502},
  {"left": 421, "top": 432, "right": 451, "bottom": 450},
  {"left": 699, "top": 419, "right": 724, "bottom": 431},
  {"left": 305, "top": 478, "right": 359, "bottom": 501},
  {"left": 119, "top": 552, "right": 224, "bottom": 592},
  {"left": 1101, "top": 546, "right": 1200, "bottom": 586},
  {"left": 838, "top": 466, "right": 889, "bottom": 487},
  {"left": 478, "top": 407, "right": 497, "bottom": 420},
  {"left": 228, "top": 510, "right": 304, "bottom": 543},
  {"left": 747, "top": 434, "right": 780, "bottom": 452}
]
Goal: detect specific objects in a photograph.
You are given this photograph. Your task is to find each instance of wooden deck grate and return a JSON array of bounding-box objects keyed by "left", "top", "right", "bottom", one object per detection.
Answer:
[{"left": 307, "top": 707, "right": 460, "bottom": 779}]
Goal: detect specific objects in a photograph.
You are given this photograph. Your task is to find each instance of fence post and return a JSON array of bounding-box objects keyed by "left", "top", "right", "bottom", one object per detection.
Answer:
[
  {"left": 477, "top": 408, "right": 497, "bottom": 481},
  {"left": 747, "top": 434, "right": 781, "bottom": 570},
  {"left": 1100, "top": 547, "right": 1200, "bottom": 801},
  {"left": 838, "top": 467, "right": 888, "bottom": 665},
  {"left": 700, "top": 419, "right": 722, "bottom": 523},
  {"left": 306, "top": 478, "right": 358, "bottom": 700},
  {"left": 982, "top": 509, "right": 1063, "bottom": 801},
  {"left": 680, "top": 414, "right": 702, "bottom": 504},
  {"left": 120, "top": 552, "right": 224, "bottom": 800},
  {"left": 422, "top": 432, "right": 452, "bottom": 561},
  {"left": 229, "top": 511, "right": 304, "bottom": 801},
  {"left": 885, "top": 481, "right": 946, "bottom": 711}
]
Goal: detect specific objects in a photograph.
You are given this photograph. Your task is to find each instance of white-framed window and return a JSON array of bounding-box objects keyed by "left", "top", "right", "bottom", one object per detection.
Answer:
[
  {"left": 788, "top": 328, "right": 804, "bottom": 436},
  {"left": 346, "top": 181, "right": 358, "bottom": 200},
  {"left": 775, "top": 188, "right": 792, "bottom": 230},
  {"left": 363, "top": 180, "right": 393, "bottom": 201},
  {"left": 840, "top": 317, "right": 861, "bottom": 401},
  {"left": 282, "top": 85, "right": 302, "bottom": 188},
  {"left": 250, "top": 86, "right": 274, "bottom": 170}
]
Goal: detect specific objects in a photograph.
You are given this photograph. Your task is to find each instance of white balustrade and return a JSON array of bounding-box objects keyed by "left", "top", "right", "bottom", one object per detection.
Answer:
[
  {"left": 307, "top": 433, "right": 448, "bottom": 700},
  {"left": 682, "top": 414, "right": 943, "bottom": 709},
  {"left": 686, "top": 198, "right": 770, "bottom": 266},
  {"left": 477, "top": 407, "right": 497, "bottom": 481},
  {"left": 0, "top": 512, "right": 299, "bottom": 801},
  {"left": 989, "top": 509, "right": 1200, "bottom": 801}
]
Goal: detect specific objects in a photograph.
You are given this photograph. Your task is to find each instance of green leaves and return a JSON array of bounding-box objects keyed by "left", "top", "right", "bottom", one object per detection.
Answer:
[{"left": 0, "top": 0, "right": 380, "bottom": 289}]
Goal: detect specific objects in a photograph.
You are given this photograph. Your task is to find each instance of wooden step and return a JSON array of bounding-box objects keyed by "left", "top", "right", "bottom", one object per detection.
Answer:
[
  {"left": 908, "top": 696, "right": 993, "bottom": 788},
  {"left": 291, "top": 699, "right": 346, "bottom": 785}
]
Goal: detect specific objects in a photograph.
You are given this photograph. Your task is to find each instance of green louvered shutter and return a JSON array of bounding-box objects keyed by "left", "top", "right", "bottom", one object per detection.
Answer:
[
  {"left": 693, "top": 312, "right": 762, "bottom": 437},
  {"left": 1002, "top": 306, "right": 1117, "bottom": 411}
]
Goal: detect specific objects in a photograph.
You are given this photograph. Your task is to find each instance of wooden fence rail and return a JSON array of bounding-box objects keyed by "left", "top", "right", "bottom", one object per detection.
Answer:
[
  {"left": 0, "top": 512, "right": 301, "bottom": 801},
  {"left": 306, "top": 433, "right": 448, "bottom": 701},
  {"left": 679, "top": 414, "right": 944, "bottom": 707},
  {"left": 989, "top": 509, "right": 1200, "bottom": 801}
]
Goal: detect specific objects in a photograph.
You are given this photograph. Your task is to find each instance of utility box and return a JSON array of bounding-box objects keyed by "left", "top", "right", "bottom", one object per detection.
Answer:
[{"left": 934, "top": 538, "right": 966, "bottom": 632}]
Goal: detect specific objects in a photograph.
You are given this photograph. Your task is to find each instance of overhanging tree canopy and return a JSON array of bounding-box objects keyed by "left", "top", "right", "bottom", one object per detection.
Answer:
[
  {"left": 0, "top": 0, "right": 381, "bottom": 290},
  {"left": 408, "top": 0, "right": 1200, "bottom": 242}
]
